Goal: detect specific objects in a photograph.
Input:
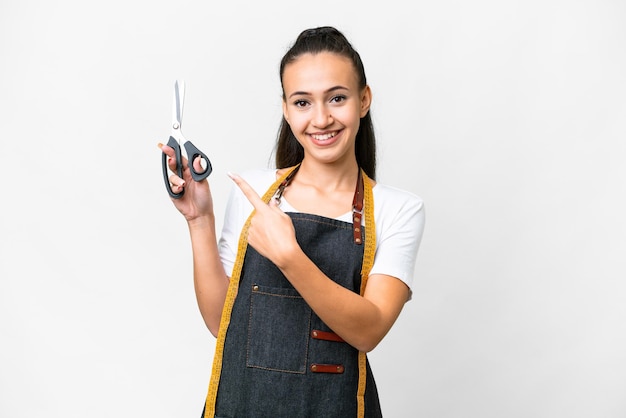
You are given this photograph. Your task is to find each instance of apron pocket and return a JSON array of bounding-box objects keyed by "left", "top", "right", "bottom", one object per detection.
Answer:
[{"left": 246, "top": 284, "right": 311, "bottom": 374}]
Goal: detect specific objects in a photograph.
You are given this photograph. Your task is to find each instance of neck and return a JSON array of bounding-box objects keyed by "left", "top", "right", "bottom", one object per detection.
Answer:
[{"left": 295, "top": 158, "right": 360, "bottom": 192}]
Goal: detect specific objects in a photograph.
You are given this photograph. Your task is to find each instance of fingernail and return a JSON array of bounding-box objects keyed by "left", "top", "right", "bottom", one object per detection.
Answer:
[
  {"left": 158, "top": 143, "right": 163, "bottom": 149},
  {"left": 227, "top": 172, "right": 238, "bottom": 180}
]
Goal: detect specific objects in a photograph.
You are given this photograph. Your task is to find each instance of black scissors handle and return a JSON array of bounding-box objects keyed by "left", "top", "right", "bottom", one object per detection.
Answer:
[
  {"left": 161, "top": 136, "right": 213, "bottom": 199},
  {"left": 184, "top": 141, "right": 213, "bottom": 181}
]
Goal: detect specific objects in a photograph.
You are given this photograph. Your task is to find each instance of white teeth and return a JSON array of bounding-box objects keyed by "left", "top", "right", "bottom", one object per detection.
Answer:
[{"left": 311, "top": 132, "right": 337, "bottom": 141}]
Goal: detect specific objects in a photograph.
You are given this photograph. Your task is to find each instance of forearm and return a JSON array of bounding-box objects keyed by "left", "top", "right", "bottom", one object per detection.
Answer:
[
  {"left": 187, "top": 215, "right": 230, "bottom": 337},
  {"left": 278, "top": 248, "right": 406, "bottom": 352}
]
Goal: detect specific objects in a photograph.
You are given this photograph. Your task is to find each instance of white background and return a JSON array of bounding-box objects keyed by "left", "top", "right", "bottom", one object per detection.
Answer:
[{"left": 1, "top": 0, "right": 625, "bottom": 417}]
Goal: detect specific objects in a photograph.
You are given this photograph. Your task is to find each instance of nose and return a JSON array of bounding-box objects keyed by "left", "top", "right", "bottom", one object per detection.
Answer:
[{"left": 312, "top": 104, "right": 333, "bottom": 128}]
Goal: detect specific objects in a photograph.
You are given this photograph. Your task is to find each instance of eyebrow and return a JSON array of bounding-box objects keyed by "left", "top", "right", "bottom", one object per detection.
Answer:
[{"left": 288, "top": 85, "right": 349, "bottom": 99}]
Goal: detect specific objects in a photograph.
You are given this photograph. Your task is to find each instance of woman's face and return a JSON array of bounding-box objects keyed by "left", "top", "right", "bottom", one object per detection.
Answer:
[{"left": 281, "top": 52, "right": 371, "bottom": 168}]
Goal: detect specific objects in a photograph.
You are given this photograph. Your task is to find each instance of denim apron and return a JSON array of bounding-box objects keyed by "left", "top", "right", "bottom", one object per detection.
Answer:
[{"left": 203, "top": 167, "right": 381, "bottom": 418}]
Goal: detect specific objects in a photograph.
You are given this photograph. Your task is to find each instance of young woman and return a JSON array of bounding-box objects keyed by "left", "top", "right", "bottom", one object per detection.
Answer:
[{"left": 160, "top": 26, "right": 425, "bottom": 418}]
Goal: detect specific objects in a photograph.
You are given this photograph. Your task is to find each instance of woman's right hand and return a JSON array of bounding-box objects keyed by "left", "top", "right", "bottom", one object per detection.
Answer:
[{"left": 159, "top": 143, "right": 214, "bottom": 221}]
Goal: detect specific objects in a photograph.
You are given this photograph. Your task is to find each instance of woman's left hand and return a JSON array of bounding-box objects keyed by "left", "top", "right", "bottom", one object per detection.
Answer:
[{"left": 228, "top": 172, "right": 299, "bottom": 268}]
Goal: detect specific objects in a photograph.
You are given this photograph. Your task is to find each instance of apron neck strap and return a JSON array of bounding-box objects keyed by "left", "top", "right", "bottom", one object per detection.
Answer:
[{"left": 272, "top": 164, "right": 365, "bottom": 245}]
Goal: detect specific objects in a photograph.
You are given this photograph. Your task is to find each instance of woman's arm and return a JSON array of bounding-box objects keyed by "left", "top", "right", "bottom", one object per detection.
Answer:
[
  {"left": 229, "top": 172, "right": 419, "bottom": 352},
  {"left": 160, "top": 143, "right": 230, "bottom": 337},
  {"left": 187, "top": 216, "right": 230, "bottom": 337},
  {"left": 279, "top": 253, "right": 409, "bottom": 352}
]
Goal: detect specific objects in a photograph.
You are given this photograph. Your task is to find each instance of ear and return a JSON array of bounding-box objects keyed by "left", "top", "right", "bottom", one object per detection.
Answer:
[
  {"left": 282, "top": 99, "right": 289, "bottom": 123},
  {"left": 360, "top": 85, "right": 372, "bottom": 118}
]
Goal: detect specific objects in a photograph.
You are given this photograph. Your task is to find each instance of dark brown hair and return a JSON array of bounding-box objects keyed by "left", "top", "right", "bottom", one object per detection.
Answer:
[{"left": 274, "top": 26, "right": 376, "bottom": 179}]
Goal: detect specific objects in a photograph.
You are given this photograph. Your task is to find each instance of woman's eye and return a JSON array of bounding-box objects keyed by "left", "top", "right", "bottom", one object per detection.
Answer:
[
  {"left": 330, "top": 95, "right": 347, "bottom": 104},
  {"left": 294, "top": 100, "right": 309, "bottom": 107}
]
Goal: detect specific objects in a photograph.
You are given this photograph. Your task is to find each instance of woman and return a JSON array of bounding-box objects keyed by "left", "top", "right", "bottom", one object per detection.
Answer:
[{"left": 161, "top": 26, "right": 425, "bottom": 418}]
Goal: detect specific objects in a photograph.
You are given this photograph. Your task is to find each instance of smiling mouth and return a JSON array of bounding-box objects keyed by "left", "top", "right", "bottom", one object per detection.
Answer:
[{"left": 310, "top": 131, "right": 338, "bottom": 141}]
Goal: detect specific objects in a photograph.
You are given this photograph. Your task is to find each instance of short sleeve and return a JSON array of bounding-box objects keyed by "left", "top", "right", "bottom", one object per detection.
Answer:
[
  {"left": 217, "top": 185, "right": 242, "bottom": 277},
  {"left": 369, "top": 185, "right": 425, "bottom": 295}
]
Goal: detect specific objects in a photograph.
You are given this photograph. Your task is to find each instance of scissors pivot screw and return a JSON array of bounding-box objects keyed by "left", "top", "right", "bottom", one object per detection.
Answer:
[{"left": 173, "top": 122, "right": 180, "bottom": 129}]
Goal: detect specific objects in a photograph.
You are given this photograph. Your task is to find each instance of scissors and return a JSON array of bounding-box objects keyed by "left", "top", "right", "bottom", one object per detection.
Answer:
[{"left": 161, "top": 79, "right": 212, "bottom": 199}]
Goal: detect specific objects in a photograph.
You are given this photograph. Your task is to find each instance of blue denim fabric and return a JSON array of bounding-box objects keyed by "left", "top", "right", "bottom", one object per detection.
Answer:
[{"left": 210, "top": 213, "right": 382, "bottom": 418}]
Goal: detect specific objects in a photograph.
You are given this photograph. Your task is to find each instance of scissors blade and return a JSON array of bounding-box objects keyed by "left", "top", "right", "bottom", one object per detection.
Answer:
[{"left": 173, "top": 80, "right": 185, "bottom": 127}]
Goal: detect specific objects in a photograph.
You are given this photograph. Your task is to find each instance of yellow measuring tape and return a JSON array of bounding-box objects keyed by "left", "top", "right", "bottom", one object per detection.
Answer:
[
  {"left": 357, "top": 170, "right": 376, "bottom": 418},
  {"left": 203, "top": 167, "right": 376, "bottom": 418}
]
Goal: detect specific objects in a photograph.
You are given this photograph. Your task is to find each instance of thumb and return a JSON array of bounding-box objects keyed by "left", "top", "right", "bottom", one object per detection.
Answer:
[{"left": 193, "top": 155, "right": 205, "bottom": 173}]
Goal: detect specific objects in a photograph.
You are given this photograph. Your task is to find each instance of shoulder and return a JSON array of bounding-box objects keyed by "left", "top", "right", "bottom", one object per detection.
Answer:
[
  {"left": 372, "top": 182, "right": 425, "bottom": 218},
  {"left": 371, "top": 181, "right": 425, "bottom": 241}
]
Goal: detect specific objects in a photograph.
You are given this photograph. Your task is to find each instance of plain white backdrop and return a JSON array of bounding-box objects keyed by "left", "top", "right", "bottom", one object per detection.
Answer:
[{"left": 1, "top": 0, "right": 625, "bottom": 417}]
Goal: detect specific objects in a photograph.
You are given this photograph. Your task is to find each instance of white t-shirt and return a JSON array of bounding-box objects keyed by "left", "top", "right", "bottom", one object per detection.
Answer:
[{"left": 218, "top": 168, "right": 425, "bottom": 295}]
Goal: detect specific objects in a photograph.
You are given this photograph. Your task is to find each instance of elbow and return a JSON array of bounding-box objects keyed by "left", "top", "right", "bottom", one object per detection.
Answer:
[
  {"left": 345, "top": 316, "right": 397, "bottom": 353},
  {"left": 351, "top": 333, "right": 385, "bottom": 353},
  {"left": 350, "top": 313, "right": 396, "bottom": 352},
  {"left": 208, "top": 325, "right": 219, "bottom": 338},
  {"left": 356, "top": 343, "right": 378, "bottom": 353},
  {"left": 203, "top": 315, "right": 220, "bottom": 338}
]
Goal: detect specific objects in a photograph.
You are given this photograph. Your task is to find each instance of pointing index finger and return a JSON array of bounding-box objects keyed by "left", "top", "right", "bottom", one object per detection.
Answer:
[{"left": 228, "top": 172, "right": 266, "bottom": 210}]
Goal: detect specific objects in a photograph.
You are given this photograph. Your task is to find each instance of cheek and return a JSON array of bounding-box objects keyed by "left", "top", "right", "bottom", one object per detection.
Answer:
[
  {"left": 285, "top": 112, "right": 307, "bottom": 130},
  {"left": 336, "top": 106, "right": 362, "bottom": 126}
]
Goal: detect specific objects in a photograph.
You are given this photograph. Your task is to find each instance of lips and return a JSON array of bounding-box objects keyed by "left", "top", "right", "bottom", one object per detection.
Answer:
[{"left": 309, "top": 130, "right": 340, "bottom": 146}]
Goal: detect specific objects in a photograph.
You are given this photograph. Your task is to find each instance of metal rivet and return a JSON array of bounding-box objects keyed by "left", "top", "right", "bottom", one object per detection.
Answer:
[
  {"left": 355, "top": 238, "right": 362, "bottom": 244},
  {"left": 312, "top": 331, "right": 318, "bottom": 338},
  {"left": 337, "top": 366, "right": 343, "bottom": 372},
  {"left": 252, "top": 285, "right": 259, "bottom": 291},
  {"left": 311, "top": 364, "right": 317, "bottom": 371},
  {"left": 355, "top": 227, "right": 360, "bottom": 232}
]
